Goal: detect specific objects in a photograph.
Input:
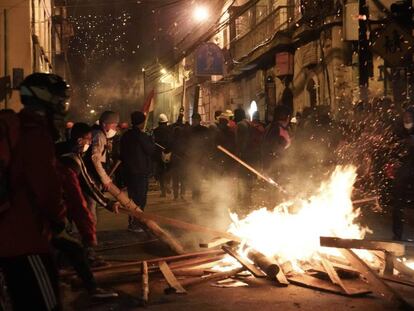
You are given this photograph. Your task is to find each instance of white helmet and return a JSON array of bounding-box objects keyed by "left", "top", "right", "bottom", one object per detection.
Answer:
[{"left": 159, "top": 113, "right": 168, "bottom": 123}]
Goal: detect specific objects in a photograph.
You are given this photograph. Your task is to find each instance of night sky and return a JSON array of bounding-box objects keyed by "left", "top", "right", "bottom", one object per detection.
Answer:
[{"left": 65, "top": 0, "right": 191, "bottom": 122}]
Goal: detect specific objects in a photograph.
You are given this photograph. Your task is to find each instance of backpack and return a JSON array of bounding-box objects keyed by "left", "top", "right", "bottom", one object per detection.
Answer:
[{"left": 0, "top": 110, "right": 20, "bottom": 214}]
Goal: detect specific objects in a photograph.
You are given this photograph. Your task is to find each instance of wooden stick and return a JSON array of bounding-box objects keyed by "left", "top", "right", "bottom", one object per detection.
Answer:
[
  {"left": 141, "top": 261, "right": 149, "bottom": 306},
  {"left": 222, "top": 246, "right": 266, "bottom": 278},
  {"left": 352, "top": 196, "right": 379, "bottom": 205},
  {"left": 108, "top": 183, "right": 185, "bottom": 254},
  {"left": 119, "top": 206, "right": 239, "bottom": 241},
  {"left": 217, "top": 145, "right": 287, "bottom": 193},
  {"left": 159, "top": 261, "right": 187, "bottom": 294},
  {"left": 320, "top": 253, "right": 353, "bottom": 295},
  {"left": 200, "top": 237, "right": 234, "bottom": 249},
  {"left": 320, "top": 237, "right": 405, "bottom": 256},
  {"left": 167, "top": 267, "right": 245, "bottom": 292},
  {"left": 62, "top": 249, "right": 224, "bottom": 278},
  {"left": 109, "top": 160, "right": 121, "bottom": 178},
  {"left": 340, "top": 249, "right": 410, "bottom": 307}
]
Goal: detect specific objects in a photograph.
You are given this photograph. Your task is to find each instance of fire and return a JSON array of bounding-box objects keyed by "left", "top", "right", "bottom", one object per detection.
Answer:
[{"left": 228, "top": 166, "right": 373, "bottom": 271}]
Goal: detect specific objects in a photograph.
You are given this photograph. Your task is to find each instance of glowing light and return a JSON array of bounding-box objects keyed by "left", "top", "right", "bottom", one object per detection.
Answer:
[
  {"left": 90, "top": 109, "right": 96, "bottom": 114},
  {"left": 227, "top": 166, "right": 376, "bottom": 271},
  {"left": 160, "top": 68, "right": 167, "bottom": 75},
  {"left": 248, "top": 100, "right": 257, "bottom": 121},
  {"left": 194, "top": 6, "right": 209, "bottom": 22}
]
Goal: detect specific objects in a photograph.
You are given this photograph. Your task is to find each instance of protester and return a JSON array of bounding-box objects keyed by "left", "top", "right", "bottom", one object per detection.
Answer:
[
  {"left": 57, "top": 123, "right": 120, "bottom": 264},
  {"left": 153, "top": 113, "right": 173, "bottom": 197},
  {"left": 262, "top": 105, "right": 291, "bottom": 178},
  {"left": 120, "top": 111, "right": 155, "bottom": 232},
  {"left": 170, "top": 113, "right": 188, "bottom": 200},
  {"left": 234, "top": 108, "right": 253, "bottom": 204},
  {"left": 53, "top": 122, "right": 119, "bottom": 298},
  {"left": 392, "top": 106, "right": 414, "bottom": 241},
  {"left": 187, "top": 113, "right": 210, "bottom": 202},
  {"left": 84, "top": 111, "right": 119, "bottom": 224},
  {"left": 0, "top": 73, "right": 69, "bottom": 310},
  {"left": 214, "top": 113, "right": 236, "bottom": 174}
]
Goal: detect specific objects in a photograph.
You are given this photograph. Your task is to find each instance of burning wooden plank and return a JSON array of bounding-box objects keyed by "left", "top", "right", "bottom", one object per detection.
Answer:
[
  {"left": 159, "top": 261, "right": 187, "bottom": 294},
  {"left": 319, "top": 254, "right": 368, "bottom": 296},
  {"left": 247, "top": 250, "right": 289, "bottom": 286},
  {"left": 320, "top": 237, "right": 405, "bottom": 256},
  {"left": 222, "top": 246, "right": 266, "bottom": 278},
  {"left": 141, "top": 261, "right": 149, "bottom": 306},
  {"left": 340, "top": 249, "right": 411, "bottom": 308},
  {"left": 200, "top": 237, "right": 234, "bottom": 248}
]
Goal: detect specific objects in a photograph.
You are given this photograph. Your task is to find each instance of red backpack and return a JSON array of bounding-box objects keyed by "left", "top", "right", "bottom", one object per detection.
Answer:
[{"left": 0, "top": 110, "right": 20, "bottom": 214}]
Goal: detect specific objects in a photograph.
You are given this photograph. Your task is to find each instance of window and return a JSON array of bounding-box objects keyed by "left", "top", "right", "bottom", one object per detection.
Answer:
[
  {"left": 256, "top": 0, "right": 269, "bottom": 23},
  {"left": 235, "top": 9, "right": 254, "bottom": 38}
]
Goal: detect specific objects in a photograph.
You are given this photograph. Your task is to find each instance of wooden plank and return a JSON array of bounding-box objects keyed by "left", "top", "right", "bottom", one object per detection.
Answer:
[
  {"left": 340, "top": 249, "right": 410, "bottom": 308},
  {"left": 320, "top": 237, "right": 405, "bottom": 256},
  {"left": 393, "top": 258, "right": 414, "bottom": 279},
  {"left": 62, "top": 249, "right": 225, "bottom": 277},
  {"left": 274, "top": 258, "right": 290, "bottom": 286},
  {"left": 222, "top": 246, "right": 266, "bottom": 278},
  {"left": 319, "top": 254, "right": 366, "bottom": 295},
  {"left": 159, "top": 261, "right": 187, "bottom": 294},
  {"left": 141, "top": 261, "right": 149, "bottom": 306},
  {"left": 200, "top": 237, "right": 233, "bottom": 248},
  {"left": 383, "top": 275, "right": 414, "bottom": 288},
  {"left": 288, "top": 274, "right": 371, "bottom": 296},
  {"left": 384, "top": 251, "right": 395, "bottom": 277}
]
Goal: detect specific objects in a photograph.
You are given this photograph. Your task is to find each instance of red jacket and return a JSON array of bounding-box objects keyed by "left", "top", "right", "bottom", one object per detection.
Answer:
[
  {"left": 0, "top": 110, "right": 66, "bottom": 257},
  {"left": 58, "top": 162, "right": 96, "bottom": 246}
]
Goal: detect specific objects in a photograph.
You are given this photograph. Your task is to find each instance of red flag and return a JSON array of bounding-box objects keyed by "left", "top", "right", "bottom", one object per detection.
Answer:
[{"left": 142, "top": 89, "right": 155, "bottom": 115}]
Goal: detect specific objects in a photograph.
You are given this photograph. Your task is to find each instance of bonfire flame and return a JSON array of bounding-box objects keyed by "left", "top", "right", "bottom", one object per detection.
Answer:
[{"left": 228, "top": 166, "right": 373, "bottom": 271}]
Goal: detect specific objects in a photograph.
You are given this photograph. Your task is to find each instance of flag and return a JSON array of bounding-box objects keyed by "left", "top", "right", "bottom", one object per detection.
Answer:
[{"left": 142, "top": 89, "right": 155, "bottom": 115}]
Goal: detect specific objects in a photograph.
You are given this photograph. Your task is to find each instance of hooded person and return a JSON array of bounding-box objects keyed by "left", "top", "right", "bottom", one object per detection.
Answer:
[
  {"left": 153, "top": 113, "right": 173, "bottom": 197},
  {"left": 392, "top": 106, "right": 414, "bottom": 241},
  {"left": 0, "top": 73, "right": 69, "bottom": 310},
  {"left": 120, "top": 111, "right": 155, "bottom": 232},
  {"left": 83, "top": 110, "right": 119, "bottom": 224}
]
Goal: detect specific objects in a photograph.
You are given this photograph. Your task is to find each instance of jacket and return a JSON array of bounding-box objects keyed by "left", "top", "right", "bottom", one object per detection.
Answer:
[
  {"left": 120, "top": 128, "right": 155, "bottom": 176},
  {"left": 0, "top": 109, "right": 65, "bottom": 257}
]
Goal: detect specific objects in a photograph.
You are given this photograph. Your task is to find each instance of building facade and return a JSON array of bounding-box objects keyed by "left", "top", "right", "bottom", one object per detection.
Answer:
[
  {"left": 148, "top": 0, "right": 412, "bottom": 125},
  {"left": 0, "top": 0, "right": 55, "bottom": 111}
]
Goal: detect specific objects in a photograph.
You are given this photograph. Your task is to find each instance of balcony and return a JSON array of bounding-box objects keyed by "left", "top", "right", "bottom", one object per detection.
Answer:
[{"left": 231, "top": 5, "right": 294, "bottom": 62}]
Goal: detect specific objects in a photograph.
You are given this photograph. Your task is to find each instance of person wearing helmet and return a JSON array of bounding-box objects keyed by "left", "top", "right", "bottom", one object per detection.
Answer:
[
  {"left": 0, "top": 73, "right": 70, "bottom": 310},
  {"left": 153, "top": 113, "right": 173, "bottom": 197}
]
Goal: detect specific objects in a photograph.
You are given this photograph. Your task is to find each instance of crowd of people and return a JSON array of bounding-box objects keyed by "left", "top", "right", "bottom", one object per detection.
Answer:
[{"left": 1, "top": 72, "right": 414, "bottom": 310}]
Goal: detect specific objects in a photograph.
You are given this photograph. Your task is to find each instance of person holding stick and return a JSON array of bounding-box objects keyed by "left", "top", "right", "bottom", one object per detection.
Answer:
[{"left": 121, "top": 111, "right": 155, "bottom": 232}]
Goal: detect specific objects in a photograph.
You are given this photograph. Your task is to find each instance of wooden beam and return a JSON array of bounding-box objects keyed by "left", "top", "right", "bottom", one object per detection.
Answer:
[
  {"left": 247, "top": 250, "right": 289, "bottom": 286},
  {"left": 393, "top": 258, "right": 414, "bottom": 279},
  {"left": 200, "top": 237, "right": 234, "bottom": 248},
  {"left": 222, "top": 246, "right": 266, "bottom": 278},
  {"left": 159, "top": 261, "right": 187, "bottom": 294},
  {"left": 62, "top": 249, "right": 225, "bottom": 277},
  {"left": 340, "top": 249, "right": 410, "bottom": 308},
  {"left": 108, "top": 183, "right": 185, "bottom": 254},
  {"left": 141, "top": 261, "right": 149, "bottom": 306},
  {"left": 319, "top": 254, "right": 366, "bottom": 295},
  {"left": 320, "top": 237, "right": 405, "bottom": 256},
  {"left": 384, "top": 251, "right": 395, "bottom": 277}
]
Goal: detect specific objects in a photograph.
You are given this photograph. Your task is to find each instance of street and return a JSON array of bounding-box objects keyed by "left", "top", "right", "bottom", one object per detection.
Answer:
[{"left": 63, "top": 180, "right": 414, "bottom": 311}]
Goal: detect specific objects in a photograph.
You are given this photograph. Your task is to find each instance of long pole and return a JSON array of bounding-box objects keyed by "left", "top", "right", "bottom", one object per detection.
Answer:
[
  {"left": 217, "top": 145, "right": 287, "bottom": 193},
  {"left": 4, "top": 9, "right": 8, "bottom": 109}
]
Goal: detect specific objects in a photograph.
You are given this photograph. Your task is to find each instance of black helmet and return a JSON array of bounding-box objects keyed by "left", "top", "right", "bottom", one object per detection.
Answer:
[{"left": 19, "top": 73, "right": 71, "bottom": 116}]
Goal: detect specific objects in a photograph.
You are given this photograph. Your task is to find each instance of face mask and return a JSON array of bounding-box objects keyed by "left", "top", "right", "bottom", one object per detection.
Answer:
[
  {"left": 404, "top": 123, "right": 413, "bottom": 130},
  {"left": 106, "top": 128, "right": 117, "bottom": 138},
  {"left": 82, "top": 144, "right": 90, "bottom": 153}
]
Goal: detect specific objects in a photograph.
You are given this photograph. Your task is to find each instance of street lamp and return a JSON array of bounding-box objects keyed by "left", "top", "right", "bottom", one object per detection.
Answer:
[{"left": 193, "top": 6, "right": 209, "bottom": 22}]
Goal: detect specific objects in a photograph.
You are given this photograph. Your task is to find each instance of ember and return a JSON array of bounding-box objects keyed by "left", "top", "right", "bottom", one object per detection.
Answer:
[{"left": 228, "top": 166, "right": 374, "bottom": 271}]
